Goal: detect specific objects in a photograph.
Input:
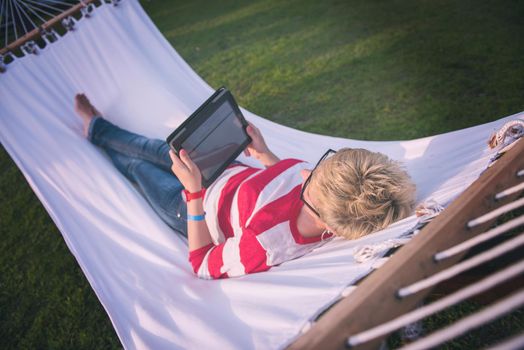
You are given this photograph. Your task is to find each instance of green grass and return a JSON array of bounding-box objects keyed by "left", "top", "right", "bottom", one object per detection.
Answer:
[{"left": 1, "top": 0, "right": 523, "bottom": 348}]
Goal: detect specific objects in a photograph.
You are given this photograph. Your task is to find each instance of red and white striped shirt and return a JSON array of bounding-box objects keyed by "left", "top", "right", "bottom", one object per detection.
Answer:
[{"left": 188, "top": 158, "right": 332, "bottom": 279}]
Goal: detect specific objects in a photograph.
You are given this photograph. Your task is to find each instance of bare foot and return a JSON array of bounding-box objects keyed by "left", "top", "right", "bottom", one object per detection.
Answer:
[{"left": 74, "top": 93, "right": 102, "bottom": 137}]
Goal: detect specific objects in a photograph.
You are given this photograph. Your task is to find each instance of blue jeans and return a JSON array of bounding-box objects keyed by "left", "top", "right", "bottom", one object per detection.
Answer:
[{"left": 88, "top": 117, "right": 188, "bottom": 237}]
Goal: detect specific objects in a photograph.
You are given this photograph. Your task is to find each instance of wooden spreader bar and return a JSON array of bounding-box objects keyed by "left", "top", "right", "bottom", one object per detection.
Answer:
[
  {"left": 0, "top": 0, "right": 97, "bottom": 56},
  {"left": 288, "top": 139, "right": 524, "bottom": 350}
]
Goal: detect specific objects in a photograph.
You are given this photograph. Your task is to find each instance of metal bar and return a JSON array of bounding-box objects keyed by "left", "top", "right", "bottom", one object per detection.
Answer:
[
  {"left": 400, "top": 289, "right": 524, "bottom": 350},
  {"left": 3, "top": 0, "right": 9, "bottom": 48},
  {"left": 467, "top": 197, "right": 524, "bottom": 228},
  {"left": 23, "top": 0, "right": 68, "bottom": 13},
  {"left": 398, "top": 233, "right": 524, "bottom": 298},
  {"left": 36, "top": 0, "right": 75, "bottom": 7},
  {"left": 17, "top": 0, "right": 47, "bottom": 23},
  {"left": 17, "top": 1, "right": 38, "bottom": 30},
  {"left": 9, "top": 0, "right": 18, "bottom": 41},
  {"left": 0, "top": 1, "right": 7, "bottom": 42},
  {"left": 434, "top": 215, "right": 524, "bottom": 261},
  {"left": 11, "top": 0, "right": 30, "bottom": 35},
  {"left": 346, "top": 260, "right": 524, "bottom": 347},
  {"left": 17, "top": 0, "right": 57, "bottom": 18}
]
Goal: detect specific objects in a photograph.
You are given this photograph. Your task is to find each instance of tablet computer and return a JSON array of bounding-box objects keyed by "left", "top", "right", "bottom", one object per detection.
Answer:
[{"left": 166, "top": 87, "right": 252, "bottom": 188}]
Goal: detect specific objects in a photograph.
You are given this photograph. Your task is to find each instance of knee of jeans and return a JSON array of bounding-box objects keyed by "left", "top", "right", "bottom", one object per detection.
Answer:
[
  {"left": 128, "top": 158, "right": 153, "bottom": 178},
  {"left": 108, "top": 151, "right": 141, "bottom": 179}
]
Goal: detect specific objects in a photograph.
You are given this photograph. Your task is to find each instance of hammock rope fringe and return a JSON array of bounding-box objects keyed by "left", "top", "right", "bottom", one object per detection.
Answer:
[
  {"left": 486, "top": 118, "right": 524, "bottom": 168},
  {"left": 353, "top": 198, "right": 445, "bottom": 263},
  {"left": 488, "top": 119, "right": 524, "bottom": 149}
]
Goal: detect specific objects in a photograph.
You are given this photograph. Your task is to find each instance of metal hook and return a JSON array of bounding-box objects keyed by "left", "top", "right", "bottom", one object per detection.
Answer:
[
  {"left": 40, "top": 28, "right": 60, "bottom": 45},
  {"left": 0, "top": 55, "right": 6, "bottom": 73},
  {"left": 21, "top": 41, "right": 39, "bottom": 56},
  {"left": 0, "top": 51, "right": 18, "bottom": 72},
  {"left": 81, "top": 3, "right": 96, "bottom": 18},
  {"left": 62, "top": 16, "right": 77, "bottom": 31}
]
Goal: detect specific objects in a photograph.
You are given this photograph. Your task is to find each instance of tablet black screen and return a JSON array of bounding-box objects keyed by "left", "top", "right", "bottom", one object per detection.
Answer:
[{"left": 181, "top": 101, "right": 246, "bottom": 181}]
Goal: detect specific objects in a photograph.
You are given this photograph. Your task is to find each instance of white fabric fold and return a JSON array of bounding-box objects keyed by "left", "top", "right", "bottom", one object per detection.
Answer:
[{"left": 1, "top": 1, "right": 522, "bottom": 349}]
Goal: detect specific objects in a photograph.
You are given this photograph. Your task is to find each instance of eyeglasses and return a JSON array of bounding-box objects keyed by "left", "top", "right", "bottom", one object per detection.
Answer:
[{"left": 300, "top": 149, "right": 336, "bottom": 219}]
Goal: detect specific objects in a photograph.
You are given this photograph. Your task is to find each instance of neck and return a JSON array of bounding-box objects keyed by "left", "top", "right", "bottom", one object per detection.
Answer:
[{"left": 296, "top": 206, "right": 326, "bottom": 238}]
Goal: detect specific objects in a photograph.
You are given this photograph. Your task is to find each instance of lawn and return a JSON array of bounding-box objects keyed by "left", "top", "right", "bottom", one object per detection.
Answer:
[{"left": 1, "top": 0, "right": 523, "bottom": 348}]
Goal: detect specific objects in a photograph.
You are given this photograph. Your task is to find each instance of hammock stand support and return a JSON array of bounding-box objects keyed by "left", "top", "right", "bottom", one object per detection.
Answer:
[{"left": 288, "top": 139, "right": 524, "bottom": 349}]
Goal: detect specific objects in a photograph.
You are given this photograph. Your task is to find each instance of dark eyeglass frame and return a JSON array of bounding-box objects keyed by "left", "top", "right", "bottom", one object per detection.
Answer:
[{"left": 300, "top": 149, "right": 336, "bottom": 219}]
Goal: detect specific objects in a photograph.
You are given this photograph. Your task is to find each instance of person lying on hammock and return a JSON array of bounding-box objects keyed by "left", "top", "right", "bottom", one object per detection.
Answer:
[{"left": 75, "top": 93, "right": 416, "bottom": 279}]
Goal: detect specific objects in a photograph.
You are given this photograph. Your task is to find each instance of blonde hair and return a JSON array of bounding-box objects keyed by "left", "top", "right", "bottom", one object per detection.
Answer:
[{"left": 310, "top": 148, "right": 416, "bottom": 240}]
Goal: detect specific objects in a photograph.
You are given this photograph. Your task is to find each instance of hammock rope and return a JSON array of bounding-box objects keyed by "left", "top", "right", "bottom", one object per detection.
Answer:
[{"left": 0, "top": 0, "right": 94, "bottom": 58}]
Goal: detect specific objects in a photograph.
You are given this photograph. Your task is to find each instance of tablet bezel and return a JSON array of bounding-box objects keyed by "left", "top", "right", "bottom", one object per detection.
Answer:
[{"left": 166, "top": 87, "right": 252, "bottom": 188}]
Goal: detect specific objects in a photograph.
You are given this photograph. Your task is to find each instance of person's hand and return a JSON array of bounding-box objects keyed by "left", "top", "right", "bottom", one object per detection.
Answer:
[
  {"left": 244, "top": 122, "right": 280, "bottom": 167},
  {"left": 169, "top": 149, "right": 202, "bottom": 192},
  {"left": 244, "top": 122, "right": 271, "bottom": 159}
]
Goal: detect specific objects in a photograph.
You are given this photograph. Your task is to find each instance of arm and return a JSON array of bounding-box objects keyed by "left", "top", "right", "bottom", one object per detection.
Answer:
[
  {"left": 169, "top": 149, "right": 213, "bottom": 251},
  {"left": 186, "top": 197, "right": 213, "bottom": 251},
  {"left": 189, "top": 230, "right": 271, "bottom": 279},
  {"left": 244, "top": 122, "right": 280, "bottom": 168}
]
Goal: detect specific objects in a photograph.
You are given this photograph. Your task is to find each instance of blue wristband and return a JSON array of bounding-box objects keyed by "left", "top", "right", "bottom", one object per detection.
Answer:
[{"left": 187, "top": 212, "right": 206, "bottom": 221}]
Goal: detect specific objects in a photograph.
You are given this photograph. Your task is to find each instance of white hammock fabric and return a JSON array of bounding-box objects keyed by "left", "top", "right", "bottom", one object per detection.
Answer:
[{"left": 0, "top": 1, "right": 521, "bottom": 349}]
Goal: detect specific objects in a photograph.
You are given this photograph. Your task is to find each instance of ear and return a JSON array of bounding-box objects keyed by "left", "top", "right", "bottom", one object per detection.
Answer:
[{"left": 324, "top": 224, "right": 336, "bottom": 234}]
